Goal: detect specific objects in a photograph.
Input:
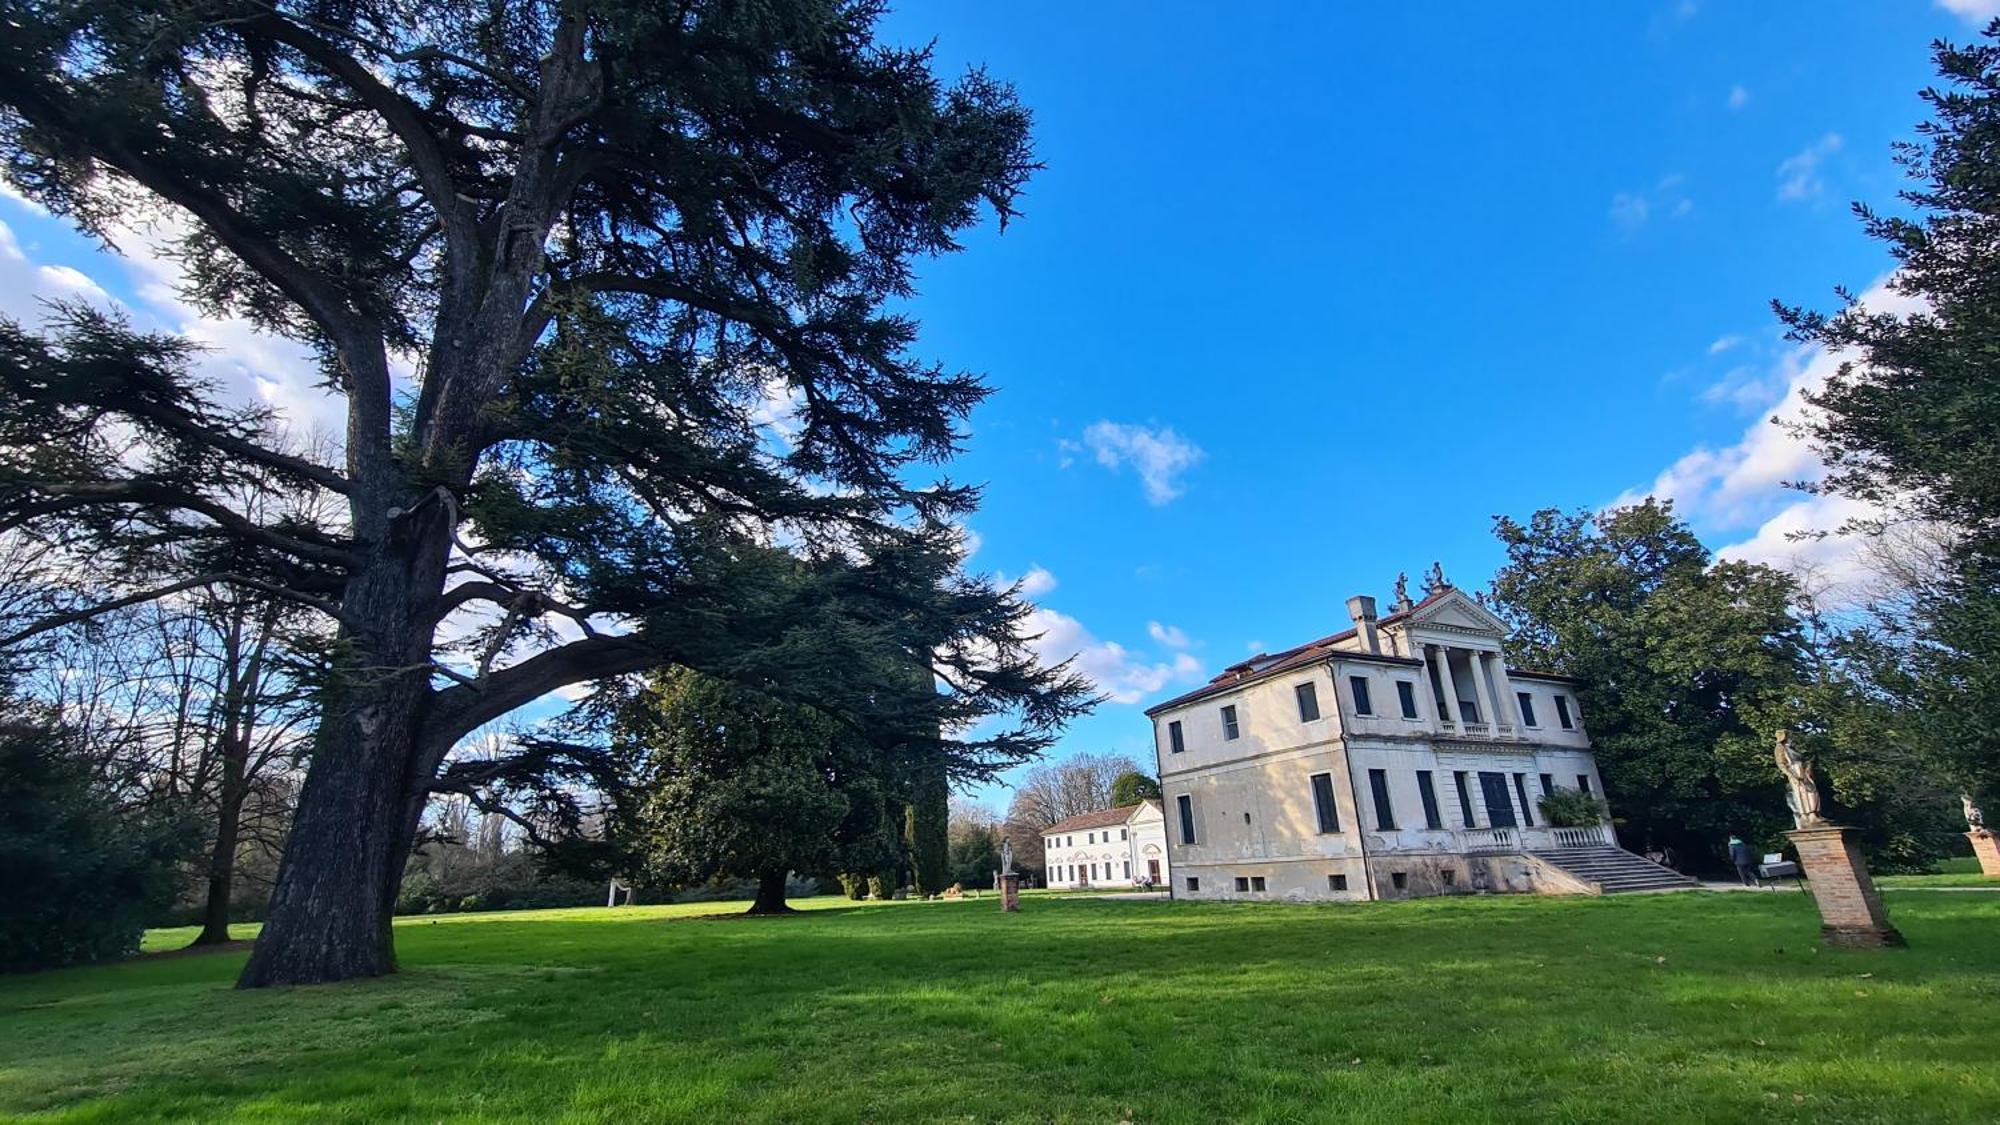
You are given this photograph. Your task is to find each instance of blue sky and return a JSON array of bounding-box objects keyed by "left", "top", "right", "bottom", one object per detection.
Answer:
[{"left": 1, "top": 2, "right": 1989, "bottom": 812}]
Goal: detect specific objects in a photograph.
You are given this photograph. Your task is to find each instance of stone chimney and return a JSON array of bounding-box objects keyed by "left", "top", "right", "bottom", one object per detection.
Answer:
[{"left": 1346, "top": 594, "right": 1380, "bottom": 654}]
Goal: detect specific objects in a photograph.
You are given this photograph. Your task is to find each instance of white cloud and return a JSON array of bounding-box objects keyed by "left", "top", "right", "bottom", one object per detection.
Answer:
[
  {"left": 1698, "top": 363, "right": 1786, "bottom": 412},
  {"left": 1024, "top": 606, "right": 1205, "bottom": 705},
  {"left": 1776, "top": 133, "right": 1843, "bottom": 202},
  {"left": 35, "top": 264, "right": 112, "bottom": 304},
  {"left": 1609, "top": 192, "right": 1650, "bottom": 230},
  {"left": 1610, "top": 175, "right": 1692, "bottom": 232},
  {"left": 1622, "top": 277, "right": 1924, "bottom": 602},
  {"left": 1938, "top": 0, "right": 2000, "bottom": 24},
  {"left": 1147, "top": 621, "right": 1192, "bottom": 649},
  {"left": 1082, "top": 421, "right": 1205, "bottom": 505},
  {"left": 1245, "top": 639, "right": 1267, "bottom": 653},
  {"left": 1707, "top": 334, "right": 1743, "bottom": 355},
  {"left": 1016, "top": 565, "right": 1057, "bottom": 598},
  {"left": 1728, "top": 85, "right": 1751, "bottom": 111}
]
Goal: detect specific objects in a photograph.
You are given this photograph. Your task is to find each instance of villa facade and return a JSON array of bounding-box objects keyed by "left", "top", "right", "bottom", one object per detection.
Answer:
[
  {"left": 1146, "top": 582, "right": 1691, "bottom": 901},
  {"left": 1042, "top": 801, "right": 1171, "bottom": 889}
]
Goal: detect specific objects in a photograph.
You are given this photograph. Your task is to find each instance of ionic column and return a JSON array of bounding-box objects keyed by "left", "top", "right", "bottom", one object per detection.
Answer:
[
  {"left": 1429, "top": 644, "right": 1461, "bottom": 725},
  {"left": 1489, "top": 655, "right": 1522, "bottom": 731},
  {"left": 1469, "top": 650, "right": 1498, "bottom": 730}
]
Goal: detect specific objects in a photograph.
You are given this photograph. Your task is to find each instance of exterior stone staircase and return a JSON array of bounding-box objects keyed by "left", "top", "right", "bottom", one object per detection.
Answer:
[{"left": 1528, "top": 845, "right": 1699, "bottom": 895}]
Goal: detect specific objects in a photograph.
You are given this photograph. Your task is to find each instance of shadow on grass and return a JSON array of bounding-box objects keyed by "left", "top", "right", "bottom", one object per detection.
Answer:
[{"left": 3, "top": 891, "right": 1997, "bottom": 1122}]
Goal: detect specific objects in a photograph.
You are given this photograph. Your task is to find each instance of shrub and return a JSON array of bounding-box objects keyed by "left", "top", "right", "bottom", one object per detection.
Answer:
[
  {"left": 0, "top": 715, "right": 199, "bottom": 972},
  {"left": 1538, "top": 787, "right": 1610, "bottom": 828}
]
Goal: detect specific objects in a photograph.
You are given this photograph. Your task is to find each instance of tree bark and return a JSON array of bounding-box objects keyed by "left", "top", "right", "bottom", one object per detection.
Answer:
[
  {"left": 746, "top": 869, "right": 794, "bottom": 915},
  {"left": 191, "top": 762, "right": 245, "bottom": 946},
  {"left": 237, "top": 536, "right": 445, "bottom": 987}
]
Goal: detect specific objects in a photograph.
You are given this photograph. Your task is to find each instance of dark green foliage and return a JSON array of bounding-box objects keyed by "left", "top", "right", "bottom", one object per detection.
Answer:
[
  {"left": 1490, "top": 502, "right": 1811, "bottom": 861},
  {"left": 616, "top": 670, "right": 859, "bottom": 913},
  {"left": 1109, "top": 771, "right": 1161, "bottom": 806},
  {"left": 1536, "top": 788, "right": 1609, "bottom": 829},
  {"left": 1487, "top": 501, "right": 1960, "bottom": 868},
  {"left": 0, "top": 709, "right": 198, "bottom": 972},
  {"left": 946, "top": 823, "right": 1001, "bottom": 889},
  {"left": 0, "top": 0, "right": 1091, "bottom": 982},
  {"left": 906, "top": 763, "right": 950, "bottom": 896},
  {"left": 1776, "top": 29, "right": 2000, "bottom": 807}
]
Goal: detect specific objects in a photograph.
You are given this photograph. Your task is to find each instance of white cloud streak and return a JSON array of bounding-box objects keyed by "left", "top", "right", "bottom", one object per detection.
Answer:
[
  {"left": 1621, "top": 277, "right": 1922, "bottom": 601},
  {"left": 1776, "top": 133, "right": 1843, "bottom": 202},
  {"left": 1082, "top": 421, "right": 1205, "bottom": 505}
]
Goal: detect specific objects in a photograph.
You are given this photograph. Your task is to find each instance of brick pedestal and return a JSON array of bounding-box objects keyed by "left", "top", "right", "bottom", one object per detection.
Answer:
[
  {"left": 1969, "top": 830, "right": 2000, "bottom": 877},
  {"left": 1787, "top": 824, "right": 1903, "bottom": 948},
  {"left": 1000, "top": 872, "right": 1020, "bottom": 913}
]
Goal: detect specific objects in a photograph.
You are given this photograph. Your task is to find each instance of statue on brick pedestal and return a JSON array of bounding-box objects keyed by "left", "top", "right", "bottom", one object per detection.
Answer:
[{"left": 1774, "top": 730, "right": 1826, "bottom": 828}]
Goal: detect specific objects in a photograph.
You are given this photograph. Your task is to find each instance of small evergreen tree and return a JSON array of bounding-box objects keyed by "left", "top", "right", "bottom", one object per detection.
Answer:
[
  {"left": 0, "top": 704, "right": 199, "bottom": 972},
  {"left": 1109, "top": 771, "right": 1162, "bottom": 806}
]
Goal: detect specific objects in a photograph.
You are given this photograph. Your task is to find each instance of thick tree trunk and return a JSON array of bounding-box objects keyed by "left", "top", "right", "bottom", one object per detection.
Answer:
[
  {"left": 190, "top": 766, "right": 246, "bottom": 946},
  {"left": 746, "top": 869, "right": 794, "bottom": 915},
  {"left": 238, "top": 540, "right": 444, "bottom": 988}
]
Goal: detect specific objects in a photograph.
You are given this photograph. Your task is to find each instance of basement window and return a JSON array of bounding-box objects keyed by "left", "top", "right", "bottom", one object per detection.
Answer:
[
  {"left": 1328, "top": 873, "right": 1349, "bottom": 892},
  {"left": 1391, "top": 871, "right": 1409, "bottom": 891}
]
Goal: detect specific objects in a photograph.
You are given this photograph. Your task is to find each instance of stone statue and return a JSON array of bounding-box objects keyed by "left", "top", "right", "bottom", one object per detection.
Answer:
[
  {"left": 1774, "top": 730, "right": 1826, "bottom": 828},
  {"left": 1000, "top": 838, "right": 1014, "bottom": 875},
  {"left": 1422, "top": 561, "right": 1449, "bottom": 596},
  {"left": 1965, "top": 794, "right": 1987, "bottom": 832},
  {"left": 1392, "top": 572, "right": 1413, "bottom": 611}
]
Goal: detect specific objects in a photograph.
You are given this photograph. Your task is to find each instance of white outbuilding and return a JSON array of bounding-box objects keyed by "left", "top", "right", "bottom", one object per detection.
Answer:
[{"left": 1042, "top": 800, "right": 1170, "bottom": 889}]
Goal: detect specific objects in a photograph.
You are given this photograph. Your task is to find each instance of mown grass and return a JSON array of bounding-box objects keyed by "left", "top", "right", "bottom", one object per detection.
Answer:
[
  {"left": 4, "top": 890, "right": 1996, "bottom": 1122},
  {"left": 1878, "top": 855, "right": 1997, "bottom": 889}
]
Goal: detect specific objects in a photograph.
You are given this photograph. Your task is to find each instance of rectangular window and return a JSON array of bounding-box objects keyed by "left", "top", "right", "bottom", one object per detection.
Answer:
[
  {"left": 1087, "top": 832, "right": 1095, "bottom": 844},
  {"left": 1350, "top": 676, "right": 1373, "bottom": 716},
  {"left": 1555, "top": 695, "right": 1574, "bottom": 729},
  {"left": 1368, "top": 768, "right": 1397, "bottom": 830},
  {"left": 1295, "top": 682, "right": 1321, "bottom": 722},
  {"left": 1328, "top": 873, "right": 1348, "bottom": 892},
  {"left": 1309, "top": 772, "right": 1341, "bottom": 833},
  {"left": 1454, "top": 771, "right": 1477, "bottom": 828},
  {"left": 1577, "top": 773, "right": 1592, "bottom": 796},
  {"left": 1416, "top": 770, "right": 1443, "bottom": 830},
  {"left": 1397, "top": 680, "right": 1419, "bottom": 719},
  {"left": 1479, "top": 771, "right": 1518, "bottom": 828},
  {"left": 1120, "top": 828, "right": 1128, "bottom": 841},
  {"left": 1123, "top": 861, "right": 1130, "bottom": 878},
  {"left": 1250, "top": 876, "right": 1266, "bottom": 892},
  {"left": 1220, "top": 705, "right": 1240, "bottom": 741},
  {"left": 1539, "top": 773, "right": 1554, "bottom": 799},
  {"left": 1168, "top": 720, "right": 1185, "bottom": 754},
  {"left": 1517, "top": 692, "right": 1538, "bottom": 727},
  {"left": 1235, "top": 876, "right": 1250, "bottom": 892},
  {"left": 1441, "top": 868, "right": 1457, "bottom": 886},
  {"left": 1513, "top": 773, "right": 1535, "bottom": 827},
  {"left": 1391, "top": 871, "right": 1408, "bottom": 890},
  {"left": 1176, "top": 794, "right": 1196, "bottom": 844},
  {"left": 1186, "top": 876, "right": 1200, "bottom": 892}
]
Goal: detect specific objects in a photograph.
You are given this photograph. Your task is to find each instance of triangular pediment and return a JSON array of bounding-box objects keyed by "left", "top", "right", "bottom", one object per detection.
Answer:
[{"left": 1403, "top": 588, "right": 1507, "bottom": 637}]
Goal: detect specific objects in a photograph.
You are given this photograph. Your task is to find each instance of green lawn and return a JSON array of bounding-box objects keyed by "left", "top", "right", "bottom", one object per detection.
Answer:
[
  {"left": 1878, "top": 855, "right": 1998, "bottom": 889},
  {"left": 4, "top": 891, "right": 1997, "bottom": 1123}
]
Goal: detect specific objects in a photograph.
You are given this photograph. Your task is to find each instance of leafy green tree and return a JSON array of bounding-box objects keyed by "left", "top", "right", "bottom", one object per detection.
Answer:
[
  {"left": 1109, "top": 771, "right": 1161, "bottom": 806},
  {"left": 1489, "top": 502, "right": 1813, "bottom": 862},
  {"left": 0, "top": 699, "right": 200, "bottom": 972},
  {"left": 0, "top": 0, "right": 1088, "bottom": 985},
  {"left": 1492, "top": 501, "right": 1959, "bottom": 868},
  {"left": 617, "top": 669, "right": 857, "bottom": 915},
  {"left": 905, "top": 761, "right": 950, "bottom": 897},
  {"left": 1776, "top": 28, "right": 2000, "bottom": 806},
  {"left": 947, "top": 822, "right": 1001, "bottom": 889}
]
